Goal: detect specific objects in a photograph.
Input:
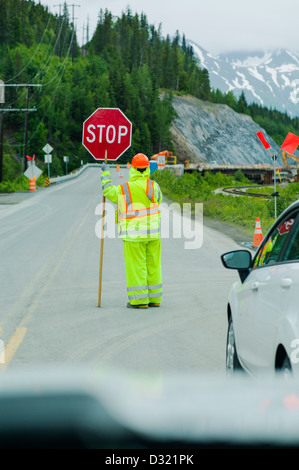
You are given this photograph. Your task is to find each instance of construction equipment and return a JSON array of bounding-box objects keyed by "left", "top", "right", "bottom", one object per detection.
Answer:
[
  {"left": 281, "top": 151, "right": 299, "bottom": 182},
  {"left": 282, "top": 151, "right": 299, "bottom": 169},
  {"left": 166, "top": 155, "right": 177, "bottom": 164},
  {"left": 151, "top": 150, "right": 177, "bottom": 165}
]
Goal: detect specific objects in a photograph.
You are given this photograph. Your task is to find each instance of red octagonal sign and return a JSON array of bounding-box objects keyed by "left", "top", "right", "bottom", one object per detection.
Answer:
[{"left": 82, "top": 108, "right": 132, "bottom": 161}]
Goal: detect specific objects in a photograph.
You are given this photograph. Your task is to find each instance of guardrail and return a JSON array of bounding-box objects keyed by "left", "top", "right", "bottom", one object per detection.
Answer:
[
  {"left": 49, "top": 163, "right": 127, "bottom": 185},
  {"left": 49, "top": 163, "right": 184, "bottom": 185}
]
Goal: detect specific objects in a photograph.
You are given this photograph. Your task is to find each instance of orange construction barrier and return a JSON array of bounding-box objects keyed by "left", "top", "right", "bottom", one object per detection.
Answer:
[
  {"left": 252, "top": 217, "right": 263, "bottom": 247},
  {"left": 29, "top": 177, "right": 36, "bottom": 192}
]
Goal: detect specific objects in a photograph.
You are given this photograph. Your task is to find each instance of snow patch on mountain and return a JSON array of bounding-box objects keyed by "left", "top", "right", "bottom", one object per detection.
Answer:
[
  {"left": 188, "top": 41, "right": 299, "bottom": 117},
  {"left": 290, "top": 88, "right": 299, "bottom": 104},
  {"left": 231, "top": 51, "right": 273, "bottom": 68}
]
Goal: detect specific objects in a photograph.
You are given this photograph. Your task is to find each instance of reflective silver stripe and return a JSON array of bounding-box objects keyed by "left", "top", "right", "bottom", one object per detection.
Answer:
[
  {"left": 119, "top": 228, "right": 160, "bottom": 236},
  {"left": 122, "top": 183, "right": 132, "bottom": 208},
  {"left": 148, "top": 284, "right": 162, "bottom": 290},
  {"left": 148, "top": 206, "right": 159, "bottom": 214},
  {"left": 127, "top": 284, "right": 162, "bottom": 292},
  {"left": 147, "top": 179, "right": 154, "bottom": 202},
  {"left": 149, "top": 292, "right": 162, "bottom": 298},
  {"left": 127, "top": 285, "right": 148, "bottom": 292},
  {"left": 127, "top": 207, "right": 159, "bottom": 216},
  {"left": 101, "top": 174, "right": 111, "bottom": 182},
  {"left": 157, "top": 185, "right": 161, "bottom": 203},
  {"left": 128, "top": 293, "right": 149, "bottom": 300},
  {"left": 102, "top": 182, "right": 112, "bottom": 190},
  {"left": 120, "top": 206, "right": 159, "bottom": 219}
]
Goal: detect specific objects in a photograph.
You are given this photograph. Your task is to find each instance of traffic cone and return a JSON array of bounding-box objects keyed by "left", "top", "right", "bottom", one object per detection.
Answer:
[
  {"left": 119, "top": 170, "right": 123, "bottom": 178},
  {"left": 252, "top": 217, "right": 263, "bottom": 247},
  {"left": 29, "top": 177, "right": 36, "bottom": 192}
]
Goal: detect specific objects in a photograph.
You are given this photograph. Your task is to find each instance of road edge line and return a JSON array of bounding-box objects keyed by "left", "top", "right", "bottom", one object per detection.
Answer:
[{"left": 0, "top": 327, "right": 27, "bottom": 373}]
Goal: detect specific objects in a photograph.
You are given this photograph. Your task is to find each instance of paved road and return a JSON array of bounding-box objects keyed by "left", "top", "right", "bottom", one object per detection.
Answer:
[{"left": 0, "top": 168, "right": 242, "bottom": 375}]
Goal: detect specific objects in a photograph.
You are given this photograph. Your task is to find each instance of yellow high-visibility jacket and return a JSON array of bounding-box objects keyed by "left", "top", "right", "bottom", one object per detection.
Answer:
[{"left": 101, "top": 166, "right": 162, "bottom": 242}]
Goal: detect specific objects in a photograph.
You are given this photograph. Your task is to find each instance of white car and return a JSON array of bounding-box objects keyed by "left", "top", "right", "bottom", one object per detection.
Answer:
[{"left": 221, "top": 199, "right": 299, "bottom": 377}]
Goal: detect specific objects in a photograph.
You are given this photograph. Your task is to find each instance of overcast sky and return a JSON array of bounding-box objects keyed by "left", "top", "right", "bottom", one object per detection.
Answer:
[{"left": 38, "top": 0, "right": 299, "bottom": 55}]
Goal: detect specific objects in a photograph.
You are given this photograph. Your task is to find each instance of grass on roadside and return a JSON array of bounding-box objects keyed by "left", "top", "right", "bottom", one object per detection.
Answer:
[
  {"left": 152, "top": 169, "right": 299, "bottom": 236},
  {"left": 0, "top": 174, "right": 46, "bottom": 193}
]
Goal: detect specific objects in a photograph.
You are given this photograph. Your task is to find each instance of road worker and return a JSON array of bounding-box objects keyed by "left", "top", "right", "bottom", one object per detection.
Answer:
[{"left": 101, "top": 153, "right": 163, "bottom": 309}]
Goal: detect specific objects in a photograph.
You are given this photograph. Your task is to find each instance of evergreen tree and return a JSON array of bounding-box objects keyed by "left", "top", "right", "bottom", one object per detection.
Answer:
[
  {"left": 237, "top": 91, "right": 249, "bottom": 115},
  {"left": 1, "top": 0, "right": 298, "bottom": 182}
]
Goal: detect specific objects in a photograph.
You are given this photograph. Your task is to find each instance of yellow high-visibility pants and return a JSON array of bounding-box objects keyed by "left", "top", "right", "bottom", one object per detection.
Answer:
[{"left": 124, "top": 239, "right": 162, "bottom": 306}]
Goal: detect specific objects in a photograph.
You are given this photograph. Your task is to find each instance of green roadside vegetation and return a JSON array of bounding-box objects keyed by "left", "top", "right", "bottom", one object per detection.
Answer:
[
  {"left": 152, "top": 169, "right": 299, "bottom": 236},
  {"left": 1, "top": 1, "right": 299, "bottom": 195},
  {"left": 0, "top": 146, "right": 46, "bottom": 192},
  {"left": 0, "top": 174, "right": 46, "bottom": 193}
]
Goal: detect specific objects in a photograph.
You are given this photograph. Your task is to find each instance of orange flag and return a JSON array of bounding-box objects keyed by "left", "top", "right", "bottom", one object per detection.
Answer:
[
  {"left": 256, "top": 131, "right": 271, "bottom": 149},
  {"left": 280, "top": 132, "right": 299, "bottom": 154}
]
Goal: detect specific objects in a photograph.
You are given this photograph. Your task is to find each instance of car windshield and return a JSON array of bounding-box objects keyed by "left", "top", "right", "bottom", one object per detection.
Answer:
[
  {"left": 254, "top": 215, "right": 297, "bottom": 268},
  {"left": 1, "top": 165, "right": 299, "bottom": 449},
  {"left": 1, "top": 0, "right": 299, "bottom": 450},
  {"left": 284, "top": 221, "right": 299, "bottom": 261}
]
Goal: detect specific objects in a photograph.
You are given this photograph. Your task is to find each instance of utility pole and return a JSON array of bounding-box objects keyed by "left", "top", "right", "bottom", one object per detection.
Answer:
[
  {"left": 82, "top": 22, "right": 85, "bottom": 47},
  {"left": 0, "top": 83, "right": 41, "bottom": 178},
  {"left": 0, "top": 81, "right": 4, "bottom": 183},
  {"left": 86, "top": 15, "right": 89, "bottom": 43},
  {"left": 71, "top": 4, "right": 80, "bottom": 63},
  {"left": 24, "top": 86, "right": 29, "bottom": 168},
  {"left": 54, "top": 3, "right": 63, "bottom": 61},
  {"left": 0, "top": 103, "right": 4, "bottom": 183},
  {"left": 53, "top": 4, "right": 80, "bottom": 63}
]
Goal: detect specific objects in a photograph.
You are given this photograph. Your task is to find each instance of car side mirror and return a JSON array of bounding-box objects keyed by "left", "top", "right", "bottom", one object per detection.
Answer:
[
  {"left": 221, "top": 250, "right": 252, "bottom": 282},
  {"left": 221, "top": 250, "right": 252, "bottom": 270}
]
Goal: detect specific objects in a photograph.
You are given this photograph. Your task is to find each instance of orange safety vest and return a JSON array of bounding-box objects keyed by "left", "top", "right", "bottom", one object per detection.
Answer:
[{"left": 118, "top": 179, "right": 161, "bottom": 240}]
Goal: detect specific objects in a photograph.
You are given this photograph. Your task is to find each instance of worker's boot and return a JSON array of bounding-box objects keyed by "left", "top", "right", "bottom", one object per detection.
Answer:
[{"left": 127, "top": 303, "right": 148, "bottom": 309}]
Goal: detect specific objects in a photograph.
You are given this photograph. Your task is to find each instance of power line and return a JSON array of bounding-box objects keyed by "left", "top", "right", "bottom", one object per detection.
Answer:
[
  {"left": 1, "top": 84, "right": 43, "bottom": 88},
  {"left": 0, "top": 109, "right": 37, "bottom": 112},
  {"left": 4, "top": 16, "right": 52, "bottom": 84},
  {"left": 26, "top": 19, "right": 62, "bottom": 87},
  {"left": 53, "top": 4, "right": 80, "bottom": 63},
  {"left": 1, "top": 27, "right": 75, "bottom": 156},
  {"left": 0, "top": 21, "right": 60, "bottom": 109},
  {"left": 22, "top": 30, "right": 75, "bottom": 149},
  {"left": 39, "top": 31, "right": 74, "bottom": 87},
  {"left": 0, "top": 7, "right": 79, "bottom": 180},
  {"left": 0, "top": 84, "right": 42, "bottom": 180}
]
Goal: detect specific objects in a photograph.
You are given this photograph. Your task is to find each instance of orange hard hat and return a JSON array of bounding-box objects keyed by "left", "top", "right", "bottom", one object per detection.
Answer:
[{"left": 131, "top": 153, "right": 149, "bottom": 168}]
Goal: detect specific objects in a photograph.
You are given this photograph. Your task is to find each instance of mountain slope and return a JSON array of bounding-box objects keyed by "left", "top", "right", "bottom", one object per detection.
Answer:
[
  {"left": 188, "top": 41, "right": 299, "bottom": 117},
  {"left": 171, "top": 94, "right": 280, "bottom": 165}
]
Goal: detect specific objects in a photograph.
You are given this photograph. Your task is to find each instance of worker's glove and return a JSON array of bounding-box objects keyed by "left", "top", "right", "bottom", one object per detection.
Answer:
[{"left": 101, "top": 162, "right": 109, "bottom": 172}]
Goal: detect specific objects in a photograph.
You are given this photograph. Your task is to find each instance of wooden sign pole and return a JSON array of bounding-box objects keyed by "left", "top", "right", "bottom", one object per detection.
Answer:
[{"left": 98, "top": 150, "right": 107, "bottom": 307}]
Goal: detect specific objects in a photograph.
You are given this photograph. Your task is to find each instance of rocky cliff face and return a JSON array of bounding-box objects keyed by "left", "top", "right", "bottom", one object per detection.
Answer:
[{"left": 171, "top": 95, "right": 281, "bottom": 165}]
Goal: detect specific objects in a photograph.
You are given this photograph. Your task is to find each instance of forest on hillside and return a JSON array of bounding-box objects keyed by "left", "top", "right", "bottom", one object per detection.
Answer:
[
  {"left": 0, "top": 0, "right": 299, "bottom": 186},
  {"left": 0, "top": 1, "right": 210, "bottom": 182}
]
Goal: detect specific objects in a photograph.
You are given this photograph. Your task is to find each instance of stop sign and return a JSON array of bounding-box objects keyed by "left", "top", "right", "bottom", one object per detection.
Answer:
[{"left": 82, "top": 108, "right": 132, "bottom": 161}]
